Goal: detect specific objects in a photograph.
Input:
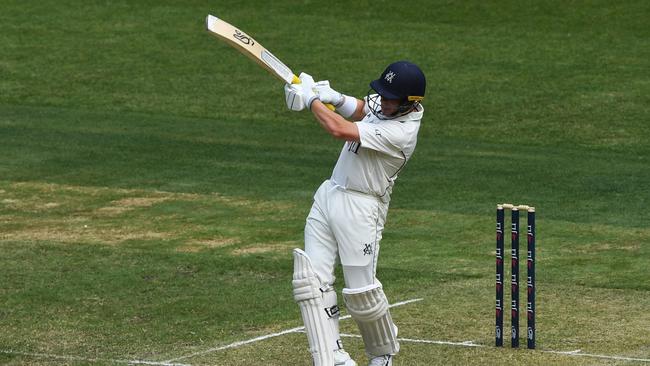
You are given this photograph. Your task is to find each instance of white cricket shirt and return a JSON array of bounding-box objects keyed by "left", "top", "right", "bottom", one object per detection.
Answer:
[{"left": 330, "top": 95, "right": 423, "bottom": 203}]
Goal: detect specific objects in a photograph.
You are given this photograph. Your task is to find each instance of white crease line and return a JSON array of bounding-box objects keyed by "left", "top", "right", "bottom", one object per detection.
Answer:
[
  {"left": 164, "top": 326, "right": 305, "bottom": 362},
  {"left": 164, "top": 297, "right": 424, "bottom": 363},
  {"left": 398, "top": 337, "right": 483, "bottom": 348},
  {"left": 129, "top": 360, "right": 193, "bottom": 366},
  {"left": 550, "top": 349, "right": 582, "bottom": 354},
  {"left": 544, "top": 349, "right": 650, "bottom": 363},
  {"left": 0, "top": 349, "right": 191, "bottom": 366},
  {"left": 341, "top": 334, "right": 483, "bottom": 348},
  {"left": 341, "top": 336, "right": 650, "bottom": 363}
]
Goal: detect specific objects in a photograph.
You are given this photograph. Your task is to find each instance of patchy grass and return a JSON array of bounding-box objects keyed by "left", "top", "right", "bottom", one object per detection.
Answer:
[{"left": 0, "top": 181, "right": 300, "bottom": 248}]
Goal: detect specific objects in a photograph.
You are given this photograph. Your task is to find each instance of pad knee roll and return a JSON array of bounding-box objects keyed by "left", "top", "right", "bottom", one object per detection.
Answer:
[{"left": 343, "top": 282, "right": 399, "bottom": 356}]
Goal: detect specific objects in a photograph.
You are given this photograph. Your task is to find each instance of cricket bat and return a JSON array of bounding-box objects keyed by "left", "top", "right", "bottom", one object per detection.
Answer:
[{"left": 205, "top": 14, "right": 334, "bottom": 110}]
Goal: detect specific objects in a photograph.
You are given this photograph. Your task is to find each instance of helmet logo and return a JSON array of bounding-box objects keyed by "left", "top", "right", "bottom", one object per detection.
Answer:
[{"left": 384, "top": 71, "right": 396, "bottom": 84}]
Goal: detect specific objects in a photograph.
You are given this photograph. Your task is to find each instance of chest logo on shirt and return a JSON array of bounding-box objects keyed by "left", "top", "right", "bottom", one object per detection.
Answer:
[
  {"left": 362, "top": 243, "right": 374, "bottom": 256},
  {"left": 347, "top": 141, "right": 361, "bottom": 154},
  {"left": 375, "top": 129, "right": 382, "bottom": 136}
]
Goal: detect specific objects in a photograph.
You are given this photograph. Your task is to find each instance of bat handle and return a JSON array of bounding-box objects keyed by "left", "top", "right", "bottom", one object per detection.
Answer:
[{"left": 292, "top": 75, "right": 336, "bottom": 111}]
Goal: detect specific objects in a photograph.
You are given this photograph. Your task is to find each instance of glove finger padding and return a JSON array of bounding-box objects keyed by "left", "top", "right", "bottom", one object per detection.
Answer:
[
  {"left": 314, "top": 80, "right": 331, "bottom": 88},
  {"left": 285, "top": 83, "right": 306, "bottom": 111},
  {"left": 299, "top": 72, "right": 316, "bottom": 89},
  {"left": 299, "top": 72, "right": 318, "bottom": 108},
  {"left": 314, "top": 80, "right": 344, "bottom": 106}
]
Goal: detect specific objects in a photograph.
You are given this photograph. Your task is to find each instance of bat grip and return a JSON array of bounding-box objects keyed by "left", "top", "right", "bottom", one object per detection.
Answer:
[{"left": 292, "top": 75, "right": 336, "bottom": 111}]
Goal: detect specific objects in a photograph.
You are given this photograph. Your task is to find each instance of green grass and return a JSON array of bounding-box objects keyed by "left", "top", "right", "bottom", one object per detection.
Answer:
[{"left": 1, "top": 1, "right": 649, "bottom": 365}]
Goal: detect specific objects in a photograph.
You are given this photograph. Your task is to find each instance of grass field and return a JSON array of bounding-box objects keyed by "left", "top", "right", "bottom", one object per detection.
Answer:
[{"left": 1, "top": 1, "right": 649, "bottom": 365}]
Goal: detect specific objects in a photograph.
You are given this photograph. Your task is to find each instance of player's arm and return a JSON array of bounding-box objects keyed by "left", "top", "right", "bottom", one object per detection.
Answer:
[
  {"left": 348, "top": 100, "right": 367, "bottom": 121},
  {"left": 284, "top": 72, "right": 366, "bottom": 141},
  {"left": 310, "top": 100, "right": 361, "bottom": 141},
  {"left": 311, "top": 80, "right": 367, "bottom": 121},
  {"left": 306, "top": 76, "right": 367, "bottom": 140}
]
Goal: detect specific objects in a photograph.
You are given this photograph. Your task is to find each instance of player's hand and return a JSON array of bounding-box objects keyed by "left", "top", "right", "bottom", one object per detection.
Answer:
[
  {"left": 314, "top": 81, "right": 344, "bottom": 107},
  {"left": 298, "top": 72, "right": 318, "bottom": 109},
  {"left": 284, "top": 83, "right": 306, "bottom": 111}
]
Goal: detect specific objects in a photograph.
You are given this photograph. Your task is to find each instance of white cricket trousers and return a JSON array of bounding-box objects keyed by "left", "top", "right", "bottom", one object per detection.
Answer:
[{"left": 304, "top": 180, "right": 389, "bottom": 289}]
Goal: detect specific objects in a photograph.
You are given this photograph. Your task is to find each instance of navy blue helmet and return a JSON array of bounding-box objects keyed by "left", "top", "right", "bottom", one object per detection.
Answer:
[{"left": 368, "top": 61, "right": 426, "bottom": 119}]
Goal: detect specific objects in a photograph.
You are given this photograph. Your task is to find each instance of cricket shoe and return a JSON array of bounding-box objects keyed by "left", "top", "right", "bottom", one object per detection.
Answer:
[
  {"left": 334, "top": 349, "right": 357, "bottom": 366},
  {"left": 367, "top": 355, "right": 392, "bottom": 366}
]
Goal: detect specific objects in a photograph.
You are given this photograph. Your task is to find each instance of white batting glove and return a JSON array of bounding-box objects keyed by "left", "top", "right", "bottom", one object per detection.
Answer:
[
  {"left": 298, "top": 72, "right": 318, "bottom": 109},
  {"left": 314, "top": 81, "right": 344, "bottom": 107},
  {"left": 284, "top": 83, "right": 306, "bottom": 111}
]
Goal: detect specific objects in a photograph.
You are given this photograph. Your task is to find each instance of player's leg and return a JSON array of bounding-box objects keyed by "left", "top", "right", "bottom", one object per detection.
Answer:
[
  {"left": 294, "top": 181, "right": 356, "bottom": 366},
  {"left": 330, "top": 191, "right": 399, "bottom": 364},
  {"left": 292, "top": 248, "right": 335, "bottom": 366},
  {"left": 342, "top": 282, "right": 398, "bottom": 365}
]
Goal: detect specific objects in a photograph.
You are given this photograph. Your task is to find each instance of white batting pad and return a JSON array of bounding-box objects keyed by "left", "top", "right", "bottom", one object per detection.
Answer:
[
  {"left": 342, "top": 282, "right": 400, "bottom": 356},
  {"left": 292, "top": 248, "right": 335, "bottom": 366},
  {"left": 285, "top": 84, "right": 306, "bottom": 111}
]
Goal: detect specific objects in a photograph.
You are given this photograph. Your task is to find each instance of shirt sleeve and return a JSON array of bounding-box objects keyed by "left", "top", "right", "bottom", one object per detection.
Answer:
[{"left": 355, "top": 121, "right": 409, "bottom": 153}]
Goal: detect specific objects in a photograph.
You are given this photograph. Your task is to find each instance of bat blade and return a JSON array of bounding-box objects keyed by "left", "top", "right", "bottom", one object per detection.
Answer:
[
  {"left": 205, "top": 14, "right": 335, "bottom": 111},
  {"left": 205, "top": 14, "right": 296, "bottom": 85}
]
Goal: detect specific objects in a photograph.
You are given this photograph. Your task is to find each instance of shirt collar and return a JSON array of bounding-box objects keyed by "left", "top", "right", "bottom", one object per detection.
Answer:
[{"left": 393, "top": 103, "right": 424, "bottom": 122}]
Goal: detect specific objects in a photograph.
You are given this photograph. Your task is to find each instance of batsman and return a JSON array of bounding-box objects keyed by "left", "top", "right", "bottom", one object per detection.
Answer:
[{"left": 285, "top": 61, "right": 426, "bottom": 366}]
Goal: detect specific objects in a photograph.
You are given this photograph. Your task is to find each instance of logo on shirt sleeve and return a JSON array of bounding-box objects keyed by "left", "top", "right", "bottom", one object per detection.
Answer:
[{"left": 347, "top": 141, "right": 361, "bottom": 154}]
